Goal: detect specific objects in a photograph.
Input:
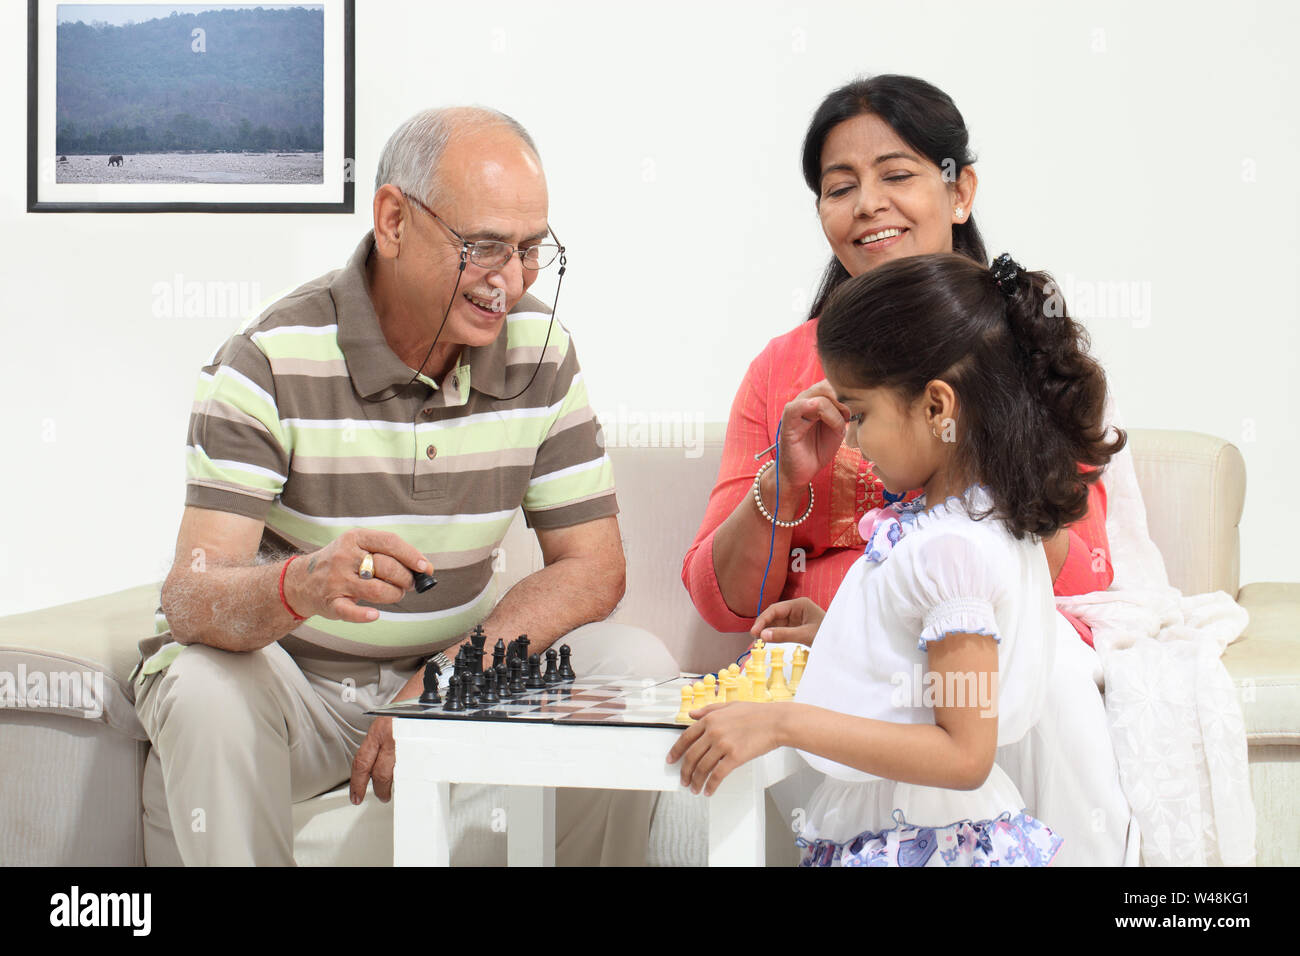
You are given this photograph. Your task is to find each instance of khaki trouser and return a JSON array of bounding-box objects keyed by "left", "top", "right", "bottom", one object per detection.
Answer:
[{"left": 135, "top": 622, "right": 679, "bottom": 866}]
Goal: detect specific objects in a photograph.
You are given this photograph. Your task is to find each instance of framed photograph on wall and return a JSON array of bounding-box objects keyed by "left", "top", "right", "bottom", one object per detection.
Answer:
[{"left": 27, "top": 0, "right": 354, "bottom": 213}]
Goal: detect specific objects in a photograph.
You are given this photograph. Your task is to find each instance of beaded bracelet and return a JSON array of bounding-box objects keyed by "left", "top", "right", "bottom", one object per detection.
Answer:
[
  {"left": 279, "top": 555, "right": 307, "bottom": 622},
  {"left": 751, "top": 459, "right": 814, "bottom": 528}
]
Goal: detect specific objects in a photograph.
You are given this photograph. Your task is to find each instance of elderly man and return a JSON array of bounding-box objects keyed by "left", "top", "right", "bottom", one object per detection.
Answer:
[{"left": 132, "top": 107, "right": 678, "bottom": 866}]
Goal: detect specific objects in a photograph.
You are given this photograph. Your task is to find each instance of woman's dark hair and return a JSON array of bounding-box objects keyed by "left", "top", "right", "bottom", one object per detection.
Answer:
[
  {"left": 803, "top": 74, "right": 987, "bottom": 320},
  {"left": 816, "top": 253, "right": 1126, "bottom": 540}
]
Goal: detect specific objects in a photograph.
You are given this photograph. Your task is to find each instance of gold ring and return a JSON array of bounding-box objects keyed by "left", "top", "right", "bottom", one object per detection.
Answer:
[{"left": 358, "top": 552, "right": 374, "bottom": 580}]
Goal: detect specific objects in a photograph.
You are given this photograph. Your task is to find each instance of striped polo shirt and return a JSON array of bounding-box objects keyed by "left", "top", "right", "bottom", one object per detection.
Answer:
[{"left": 161, "top": 231, "right": 616, "bottom": 663}]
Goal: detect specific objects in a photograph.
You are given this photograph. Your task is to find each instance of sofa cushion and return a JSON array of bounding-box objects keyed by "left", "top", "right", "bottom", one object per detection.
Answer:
[
  {"left": 0, "top": 584, "right": 157, "bottom": 739},
  {"left": 1228, "top": 583, "right": 1300, "bottom": 745}
]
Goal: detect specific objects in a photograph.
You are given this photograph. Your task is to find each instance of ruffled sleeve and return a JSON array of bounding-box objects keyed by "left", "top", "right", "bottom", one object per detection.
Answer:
[{"left": 890, "top": 529, "right": 1008, "bottom": 652}]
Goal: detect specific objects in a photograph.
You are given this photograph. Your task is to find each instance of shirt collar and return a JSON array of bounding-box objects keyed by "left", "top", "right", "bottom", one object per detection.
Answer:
[{"left": 331, "top": 231, "right": 531, "bottom": 401}]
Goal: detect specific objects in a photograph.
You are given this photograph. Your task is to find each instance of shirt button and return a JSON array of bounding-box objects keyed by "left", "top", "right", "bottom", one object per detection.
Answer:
[{"left": 426, "top": 445, "right": 438, "bottom": 460}]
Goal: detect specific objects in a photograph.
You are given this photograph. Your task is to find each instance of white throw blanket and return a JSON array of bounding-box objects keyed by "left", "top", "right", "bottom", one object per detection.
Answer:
[{"left": 1055, "top": 393, "right": 1256, "bottom": 866}]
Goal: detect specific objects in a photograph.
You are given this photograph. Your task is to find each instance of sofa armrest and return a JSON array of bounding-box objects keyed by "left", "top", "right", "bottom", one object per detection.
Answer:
[
  {"left": 1127, "top": 429, "right": 1245, "bottom": 597},
  {"left": 0, "top": 584, "right": 159, "bottom": 738}
]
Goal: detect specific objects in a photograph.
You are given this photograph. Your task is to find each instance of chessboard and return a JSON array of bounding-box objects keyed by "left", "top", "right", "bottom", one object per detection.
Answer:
[
  {"left": 367, "top": 627, "right": 808, "bottom": 729},
  {"left": 370, "top": 674, "right": 696, "bottom": 729}
]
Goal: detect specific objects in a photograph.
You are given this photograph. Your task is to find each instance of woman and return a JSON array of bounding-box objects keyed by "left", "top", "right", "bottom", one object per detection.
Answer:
[
  {"left": 679, "top": 75, "right": 1135, "bottom": 865},
  {"left": 681, "top": 74, "right": 1111, "bottom": 647}
]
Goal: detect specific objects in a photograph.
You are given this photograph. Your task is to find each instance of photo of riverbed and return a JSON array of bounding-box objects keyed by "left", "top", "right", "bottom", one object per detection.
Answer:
[{"left": 29, "top": 1, "right": 349, "bottom": 209}]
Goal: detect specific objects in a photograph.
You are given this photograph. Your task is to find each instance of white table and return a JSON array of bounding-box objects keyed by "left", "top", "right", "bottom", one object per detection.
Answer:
[{"left": 392, "top": 716, "right": 804, "bottom": 866}]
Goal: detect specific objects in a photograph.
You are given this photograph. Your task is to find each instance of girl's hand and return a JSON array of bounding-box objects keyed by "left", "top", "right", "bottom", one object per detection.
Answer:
[
  {"left": 751, "top": 597, "right": 825, "bottom": 646},
  {"left": 665, "top": 702, "right": 788, "bottom": 795},
  {"left": 775, "top": 380, "right": 850, "bottom": 488}
]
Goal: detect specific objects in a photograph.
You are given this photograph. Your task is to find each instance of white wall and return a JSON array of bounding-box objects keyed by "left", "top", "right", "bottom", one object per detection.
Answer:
[{"left": 1, "top": 0, "right": 1296, "bottom": 615}]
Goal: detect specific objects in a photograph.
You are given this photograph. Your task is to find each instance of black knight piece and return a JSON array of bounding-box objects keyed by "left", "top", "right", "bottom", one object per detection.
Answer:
[{"left": 419, "top": 661, "right": 442, "bottom": 705}]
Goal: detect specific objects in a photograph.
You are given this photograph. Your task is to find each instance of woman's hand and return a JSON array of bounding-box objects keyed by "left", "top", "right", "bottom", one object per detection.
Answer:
[
  {"left": 666, "top": 702, "right": 788, "bottom": 795},
  {"left": 775, "top": 380, "right": 850, "bottom": 488},
  {"left": 751, "top": 597, "right": 825, "bottom": 646}
]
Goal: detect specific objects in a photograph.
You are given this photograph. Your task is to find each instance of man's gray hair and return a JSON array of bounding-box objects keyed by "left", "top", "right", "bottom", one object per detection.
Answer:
[{"left": 374, "top": 106, "right": 539, "bottom": 205}]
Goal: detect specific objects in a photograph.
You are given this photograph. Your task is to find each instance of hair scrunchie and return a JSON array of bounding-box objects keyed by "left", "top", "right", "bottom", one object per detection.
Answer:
[{"left": 991, "top": 252, "right": 1023, "bottom": 297}]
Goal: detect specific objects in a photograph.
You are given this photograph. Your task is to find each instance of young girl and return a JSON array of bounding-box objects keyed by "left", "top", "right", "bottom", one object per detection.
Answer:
[{"left": 667, "top": 252, "right": 1125, "bottom": 866}]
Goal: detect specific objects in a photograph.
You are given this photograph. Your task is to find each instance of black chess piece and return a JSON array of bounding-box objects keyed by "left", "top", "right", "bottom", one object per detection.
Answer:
[
  {"left": 419, "top": 661, "right": 442, "bottom": 705},
  {"left": 514, "top": 634, "right": 531, "bottom": 666},
  {"left": 482, "top": 670, "right": 500, "bottom": 704},
  {"left": 444, "top": 675, "right": 463, "bottom": 711},
  {"left": 453, "top": 645, "right": 471, "bottom": 684},
  {"left": 525, "top": 653, "right": 546, "bottom": 690},
  {"left": 558, "top": 644, "right": 576, "bottom": 682},
  {"left": 457, "top": 643, "right": 485, "bottom": 698},
  {"left": 492, "top": 638, "right": 507, "bottom": 672},
  {"left": 496, "top": 663, "right": 514, "bottom": 699},
  {"left": 412, "top": 570, "right": 437, "bottom": 593},
  {"left": 470, "top": 624, "right": 488, "bottom": 654},
  {"left": 543, "top": 648, "right": 561, "bottom": 685},
  {"left": 508, "top": 659, "right": 526, "bottom": 697},
  {"left": 460, "top": 672, "right": 476, "bottom": 710}
]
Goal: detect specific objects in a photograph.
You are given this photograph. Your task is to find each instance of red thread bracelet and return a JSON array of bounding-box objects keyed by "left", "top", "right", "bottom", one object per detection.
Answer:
[{"left": 279, "top": 556, "right": 307, "bottom": 621}]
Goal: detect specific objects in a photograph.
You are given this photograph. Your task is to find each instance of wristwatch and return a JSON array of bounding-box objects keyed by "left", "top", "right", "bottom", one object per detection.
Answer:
[{"left": 428, "top": 651, "right": 453, "bottom": 674}]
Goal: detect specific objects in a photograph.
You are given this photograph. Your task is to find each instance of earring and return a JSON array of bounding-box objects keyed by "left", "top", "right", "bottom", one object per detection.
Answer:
[
  {"left": 931, "top": 426, "right": 939, "bottom": 438},
  {"left": 954, "top": 207, "right": 963, "bottom": 220}
]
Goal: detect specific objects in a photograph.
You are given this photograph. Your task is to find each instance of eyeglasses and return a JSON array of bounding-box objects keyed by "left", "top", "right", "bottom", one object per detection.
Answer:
[{"left": 402, "top": 191, "right": 564, "bottom": 271}]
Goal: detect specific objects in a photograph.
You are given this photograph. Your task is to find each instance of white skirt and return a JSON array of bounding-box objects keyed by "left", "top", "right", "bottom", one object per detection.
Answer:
[{"left": 799, "top": 762, "right": 1027, "bottom": 845}]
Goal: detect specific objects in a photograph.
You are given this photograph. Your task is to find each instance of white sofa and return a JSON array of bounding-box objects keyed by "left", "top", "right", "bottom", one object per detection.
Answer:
[{"left": 1, "top": 426, "right": 1295, "bottom": 865}]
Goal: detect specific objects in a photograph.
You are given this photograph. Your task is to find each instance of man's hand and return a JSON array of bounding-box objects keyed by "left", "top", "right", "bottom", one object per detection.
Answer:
[
  {"left": 286, "top": 528, "right": 432, "bottom": 623},
  {"left": 666, "top": 702, "right": 788, "bottom": 796},
  {"left": 350, "top": 715, "right": 395, "bottom": 804},
  {"left": 751, "top": 597, "right": 825, "bottom": 646},
  {"left": 162, "top": 509, "right": 435, "bottom": 652}
]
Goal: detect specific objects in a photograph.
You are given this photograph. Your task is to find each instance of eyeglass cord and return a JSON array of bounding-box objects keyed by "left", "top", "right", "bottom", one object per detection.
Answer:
[{"left": 363, "top": 244, "right": 565, "bottom": 405}]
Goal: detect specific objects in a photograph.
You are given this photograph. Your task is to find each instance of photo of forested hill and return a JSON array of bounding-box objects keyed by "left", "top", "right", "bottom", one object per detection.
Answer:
[{"left": 55, "top": 4, "right": 325, "bottom": 184}]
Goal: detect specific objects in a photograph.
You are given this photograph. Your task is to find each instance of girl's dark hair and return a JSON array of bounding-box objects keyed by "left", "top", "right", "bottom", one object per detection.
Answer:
[
  {"left": 816, "top": 253, "right": 1126, "bottom": 540},
  {"left": 803, "top": 75, "right": 987, "bottom": 320}
]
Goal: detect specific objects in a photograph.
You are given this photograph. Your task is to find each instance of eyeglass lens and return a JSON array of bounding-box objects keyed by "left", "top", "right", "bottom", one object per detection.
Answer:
[{"left": 469, "top": 242, "right": 561, "bottom": 270}]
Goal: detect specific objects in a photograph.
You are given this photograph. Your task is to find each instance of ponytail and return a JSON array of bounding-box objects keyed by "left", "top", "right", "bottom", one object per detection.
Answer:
[{"left": 990, "top": 256, "right": 1126, "bottom": 535}]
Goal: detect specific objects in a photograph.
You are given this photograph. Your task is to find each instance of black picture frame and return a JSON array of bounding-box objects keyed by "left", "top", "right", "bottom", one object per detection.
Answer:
[{"left": 27, "top": 0, "right": 355, "bottom": 213}]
